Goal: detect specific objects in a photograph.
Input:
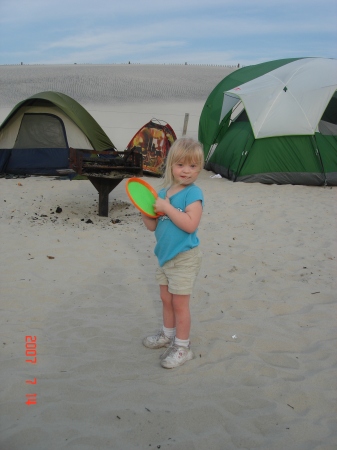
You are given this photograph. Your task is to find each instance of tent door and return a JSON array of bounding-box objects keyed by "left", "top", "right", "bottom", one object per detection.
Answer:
[
  {"left": 5, "top": 113, "right": 70, "bottom": 175},
  {"left": 14, "top": 113, "right": 69, "bottom": 149}
]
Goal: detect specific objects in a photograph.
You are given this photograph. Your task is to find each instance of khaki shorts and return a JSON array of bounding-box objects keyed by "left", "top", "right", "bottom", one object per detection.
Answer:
[{"left": 155, "top": 247, "right": 202, "bottom": 295}]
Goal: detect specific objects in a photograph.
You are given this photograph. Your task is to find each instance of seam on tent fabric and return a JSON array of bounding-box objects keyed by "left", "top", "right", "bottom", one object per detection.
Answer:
[
  {"left": 253, "top": 72, "right": 286, "bottom": 138},
  {"left": 254, "top": 60, "right": 313, "bottom": 138},
  {"left": 233, "top": 131, "right": 253, "bottom": 181},
  {"left": 287, "top": 89, "right": 313, "bottom": 133},
  {"left": 278, "top": 60, "right": 316, "bottom": 134},
  {"left": 311, "top": 135, "right": 327, "bottom": 185},
  {"left": 257, "top": 77, "right": 276, "bottom": 137},
  {"left": 207, "top": 109, "right": 232, "bottom": 162}
]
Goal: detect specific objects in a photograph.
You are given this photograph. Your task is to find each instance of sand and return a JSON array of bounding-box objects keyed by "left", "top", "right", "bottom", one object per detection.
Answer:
[{"left": 1, "top": 65, "right": 337, "bottom": 450}]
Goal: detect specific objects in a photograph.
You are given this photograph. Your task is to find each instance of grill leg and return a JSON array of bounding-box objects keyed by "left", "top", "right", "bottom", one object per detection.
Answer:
[{"left": 87, "top": 177, "right": 123, "bottom": 217}]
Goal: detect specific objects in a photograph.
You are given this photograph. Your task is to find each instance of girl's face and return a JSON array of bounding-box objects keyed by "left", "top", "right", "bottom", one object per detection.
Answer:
[{"left": 172, "top": 160, "right": 200, "bottom": 185}]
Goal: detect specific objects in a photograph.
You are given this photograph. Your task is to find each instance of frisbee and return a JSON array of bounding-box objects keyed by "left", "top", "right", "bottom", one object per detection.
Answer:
[{"left": 125, "top": 178, "right": 162, "bottom": 218}]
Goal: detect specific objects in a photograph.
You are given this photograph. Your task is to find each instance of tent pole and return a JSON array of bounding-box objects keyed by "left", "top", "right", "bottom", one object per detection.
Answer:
[{"left": 182, "top": 113, "right": 189, "bottom": 136}]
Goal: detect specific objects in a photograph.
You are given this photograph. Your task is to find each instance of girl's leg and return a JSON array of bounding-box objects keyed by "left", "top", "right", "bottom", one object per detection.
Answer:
[
  {"left": 172, "top": 294, "right": 191, "bottom": 340},
  {"left": 142, "top": 286, "right": 174, "bottom": 349},
  {"left": 160, "top": 285, "right": 175, "bottom": 328},
  {"left": 160, "top": 293, "right": 193, "bottom": 368}
]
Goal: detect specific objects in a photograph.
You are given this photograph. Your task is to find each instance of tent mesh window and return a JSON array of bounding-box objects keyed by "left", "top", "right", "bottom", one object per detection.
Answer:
[{"left": 14, "top": 113, "right": 68, "bottom": 149}]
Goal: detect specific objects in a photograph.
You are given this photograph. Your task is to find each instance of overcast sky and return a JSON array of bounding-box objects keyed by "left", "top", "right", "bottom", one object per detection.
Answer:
[{"left": 0, "top": 0, "right": 336, "bottom": 66}]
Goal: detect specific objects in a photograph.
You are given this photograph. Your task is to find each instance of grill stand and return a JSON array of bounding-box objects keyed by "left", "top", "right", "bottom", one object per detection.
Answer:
[
  {"left": 87, "top": 177, "right": 124, "bottom": 217},
  {"left": 69, "top": 147, "right": 143, "bottom": 217}
]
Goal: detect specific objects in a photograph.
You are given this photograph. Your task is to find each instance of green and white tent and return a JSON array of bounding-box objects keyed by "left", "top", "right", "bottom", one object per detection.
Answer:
[
  {"left": 199, "top": 58, "right": 337, "bottom": 185},
  {"left": 0, "top": 91, "right": 116, "bottom": 175}
]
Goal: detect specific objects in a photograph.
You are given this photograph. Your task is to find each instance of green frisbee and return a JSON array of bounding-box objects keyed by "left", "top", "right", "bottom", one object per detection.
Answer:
[{"left": 125, "top": 178, "right": 161, "bottom": 218}]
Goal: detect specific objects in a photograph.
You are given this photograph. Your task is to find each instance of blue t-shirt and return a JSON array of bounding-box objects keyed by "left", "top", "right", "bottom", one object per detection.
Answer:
[{"left": 154, "top": 184, "right": 204, "bottom": 266}]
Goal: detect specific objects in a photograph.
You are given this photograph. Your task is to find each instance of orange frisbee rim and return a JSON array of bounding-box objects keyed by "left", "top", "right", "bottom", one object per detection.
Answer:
[{"left": 125, "top": 178, "right": 161, "bottom": 218}]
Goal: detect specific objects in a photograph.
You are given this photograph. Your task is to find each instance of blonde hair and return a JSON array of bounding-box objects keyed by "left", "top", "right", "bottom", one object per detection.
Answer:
[{"left": 162, "top": 137, "right": 204, "bottom": 187}]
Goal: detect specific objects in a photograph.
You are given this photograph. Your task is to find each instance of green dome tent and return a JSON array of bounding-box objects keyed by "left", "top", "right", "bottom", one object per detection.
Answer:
[
  {"left": 0, "top": 91, "right": 116, "bottom": 175},
  {"left": 199, "top": 58, "right": 337, "bottom": 185}
]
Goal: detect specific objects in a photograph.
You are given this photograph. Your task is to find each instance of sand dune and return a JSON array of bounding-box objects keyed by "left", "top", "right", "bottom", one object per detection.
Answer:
[
  {"left": 0, "top": 64, "right": 236, "bottom": 150},
  {"left": 0, "top": 64, "right": 236, "bottom": 106}
]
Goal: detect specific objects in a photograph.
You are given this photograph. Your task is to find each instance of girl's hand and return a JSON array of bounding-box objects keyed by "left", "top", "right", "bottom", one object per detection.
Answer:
[
  {"left": 154, "top": 196, "right": 170, "bottom": 215},
  {"left": 155, "top": 198, "right": 202, "bottom": 233}
]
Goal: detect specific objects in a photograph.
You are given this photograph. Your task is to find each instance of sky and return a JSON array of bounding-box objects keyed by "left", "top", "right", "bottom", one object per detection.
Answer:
[{"left": 0, "top": 0, "right": 336, "bottom": 66}]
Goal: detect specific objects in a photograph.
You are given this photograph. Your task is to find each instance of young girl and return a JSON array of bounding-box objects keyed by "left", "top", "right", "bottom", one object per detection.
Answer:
[{"left": 141, "top": 137, "right": 204, "bottom": 369}]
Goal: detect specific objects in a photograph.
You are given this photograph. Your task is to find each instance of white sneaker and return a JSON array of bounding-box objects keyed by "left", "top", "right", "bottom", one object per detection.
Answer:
[
  {"left": 142, "top": 330, "right": 172, "bottom": 349},
  {"left": 160, "top": 343, "right": 194, "bottom": 369}
]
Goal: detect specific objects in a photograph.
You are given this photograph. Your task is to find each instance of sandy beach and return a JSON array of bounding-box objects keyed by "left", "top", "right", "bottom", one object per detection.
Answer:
[{"left": 1, "top": 65, "right": 337, "bottom": 450}]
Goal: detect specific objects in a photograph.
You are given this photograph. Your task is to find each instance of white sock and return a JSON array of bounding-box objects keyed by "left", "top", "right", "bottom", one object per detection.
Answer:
[
  {"left": 175, "top": 337, "right": 190, "bottom": 348},
  {"left": 163, "top": 326, "right": 175, "bottom": 338}
]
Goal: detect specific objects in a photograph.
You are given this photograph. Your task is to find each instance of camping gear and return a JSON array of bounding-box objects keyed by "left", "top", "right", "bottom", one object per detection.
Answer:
[
  {"left": 126, "top": 119, "right": 176, "bottom": 176},
  {"left": 125, "top": 177, "right": 162, "bottom": 218},
  {"left": 0, "top": 91, "right": 116, "bottom": 176},
  {"left": 199, "top": 58, "right": 337, "bottom": 185},
  {"left": 0, "top": 91, "right": 143, "bottom": 217}
]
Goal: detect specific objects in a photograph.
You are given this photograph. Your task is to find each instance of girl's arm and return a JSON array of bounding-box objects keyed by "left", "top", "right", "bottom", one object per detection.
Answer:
[
  {"left": 154, "top": 197, "right": 202, "bottom": 234},
  {"left": 141, "top": 213, "right": 157, "bottom": 231}
]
